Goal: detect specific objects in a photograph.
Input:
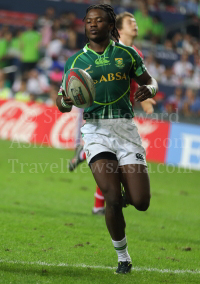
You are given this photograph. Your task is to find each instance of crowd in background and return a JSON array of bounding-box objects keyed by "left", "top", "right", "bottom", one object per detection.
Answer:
[
  {"left": 55, "top": 0, "right": 200, "bottom": 16},
  {"left": 48, "top": 0, "right": 200, "bottom": 15},
  {"left": 0, "top": 0, "right": 199, "bottom": 119}
]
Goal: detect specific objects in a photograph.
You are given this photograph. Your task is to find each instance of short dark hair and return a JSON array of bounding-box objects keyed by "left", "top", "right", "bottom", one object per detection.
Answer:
[
  {"left": 116, "top": 12, "right": 134, "bottom": 30},
  {"left": 83, "top": 4, "right": 120, "bottom": 42}
]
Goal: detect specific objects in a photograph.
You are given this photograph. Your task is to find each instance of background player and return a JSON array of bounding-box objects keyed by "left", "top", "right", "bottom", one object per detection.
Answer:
[
  {"left": 56, "top": 4, "right": 158, "bottom": 274},
  {"left": 68, "top": 10, "right": 156, "bottom": 216},
  {"left": 117, "top": 11, "right": 156, "bottom": 114}
]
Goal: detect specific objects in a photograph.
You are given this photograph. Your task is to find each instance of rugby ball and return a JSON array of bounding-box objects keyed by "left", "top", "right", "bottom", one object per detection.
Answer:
[{"left": 63, "top": 68, "right": 95, "bottom": 108}]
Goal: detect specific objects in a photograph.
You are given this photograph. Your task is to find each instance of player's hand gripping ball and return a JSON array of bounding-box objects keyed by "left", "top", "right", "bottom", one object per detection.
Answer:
[{"left": 63, "top": 68, "right": 96, "bottom": 108}]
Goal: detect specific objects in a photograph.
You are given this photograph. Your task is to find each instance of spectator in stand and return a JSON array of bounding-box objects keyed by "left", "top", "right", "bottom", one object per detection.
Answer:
[
  {"left": 61, "top": 12, "right": 76, "bottom": 29},
  {"left": 193, "top": 55, "right": 200, "bottom": 88},
  {"left": 15, "top": 78, "right": 30, "bottom": 102},
  {"left": 37, "top": 7, "right": 55, "bottom": 30},
  {"left": 161, "top": 0, "right": 175, "bottom": 6},
  {"left": 60, "top": 12, "right": 76, "bottom": 30},
  {"left": 183, "top": 68, "right": 199, "bottom": 90},
  {"left": 40, "top": 20, "right": 53, "bottom": 56},
  {"left": 6, "top": 29, "right": 22, "bottom": 84},
  {"left": 178, "top": 0, "right": 199, "bottom": 15},
  {"left": 173, "top": 52, "right": 193, "bottom": 80},
  {"left": 49, "top": 62, "right": 64, "bottom": 84},
  {"left": 0, "top": 70, "right": 12, "bottom": 99},
  {"left": 0, "top": 28, "right": 12, "bottom": 68},
  {"left": 0, "top": 28, "right": 7, "bottom": 68},
  {"left": 182, "top": 34, "right": 194, "bottom": 55},
  {"left": 45, "top": 83, "right": 59, "bottom": 106},
  {"left": 172, "top": 32, "right": 183, "bottom": 53},
  {"left": 182, "top": 88, "right": 200, "bottom": 117},
  {"left": 65, "top": 29, "right": 77, "bottom": 50},
  {"left": 7, "top": 28, "right": 21, "bottom": 62},
  {"left": 193, "top": 40, "right": 199, "bottom": 58},
  {"left": 27, "top": 69, "right": 49, "bottom": 96},
  {"left": 120, "top": 0, "right": 133, "bottom": 7},
  {"left": 46, "top": 32, "right": 65, "bottom": 59},
  {"left": 62, "top": 28, "right": 79, "bottom": 60},
  {"left": 160, "top": 66, "right": 179, "bottom": 86},
  {"left": 0, "top": 30, "right": 16, "bottom": 86},
  {"left": 145, "top": 54, "right": 156, "bottom": 71},
  {"left": 52, "top": 18, "right": 60, "bottom": 32},
  {"left": 164, "top": 39, "right": 174, "bottom": 50},
  {"left": 134, "top": 1, "right": 153, "bottom": 40},
  {"left": 165, "top": 87, "right": 184, "bottom": 114},
  {"left": 20, "top": 25, "right": 41, "bottom": 73},
  {"left": 53, "top": 18, "right": 69, "bottom": 43},
  {"left": 145, "top": 54, "right": 165, "bottom": 81},
  {"left": 186, "top": 14, "right": 200, "bottom": 39},
  {"left": 147, "top": 0, "right": 159, "bottom": 10},
  {"left": 37, "top": 7, "right": 55, "bottom": 56},
  {"left": 151, "top": 15, "right": 165, "bottom": 43}
]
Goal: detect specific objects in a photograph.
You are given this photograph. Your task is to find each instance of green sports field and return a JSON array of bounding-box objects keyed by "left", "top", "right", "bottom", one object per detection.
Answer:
[{"left": 0, "top": 139, "right": 199, "bottom": 284}]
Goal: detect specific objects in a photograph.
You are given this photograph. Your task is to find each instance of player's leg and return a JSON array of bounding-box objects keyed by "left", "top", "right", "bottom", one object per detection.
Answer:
[
  {"left": 92, "top": 185, "right": 105, "bottom": 215},
  {"left": 69, "top": 108, "right": 85, "bottom": 171},
  {"left": 69, "top": 145, "right": 106, "bottom": 214},
  {"left": 115, "top": 119, "right": 150, "bottom": 210},
  {"left": 75, "top": 108, "right": 84, "bottom": 146},
  {"left": 68, "top": 145, "right": 86, "bottom": 171},
  {"left": 90, "top": 156, "right": 132, "bottom": 273},
  {"left": 119, "top": 164, "right": 151, "bottom": 211},
  {"left": 90, "top": 157, "right": 124, "bottom": 240},
  {"left": 81, "top": 122, "right": 132, "bottom": 273}
]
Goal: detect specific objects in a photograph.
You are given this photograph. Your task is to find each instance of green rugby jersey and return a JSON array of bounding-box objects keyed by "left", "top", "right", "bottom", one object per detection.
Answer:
[{"left": 59, "top": 40, "right": 146, "bottom": 119}]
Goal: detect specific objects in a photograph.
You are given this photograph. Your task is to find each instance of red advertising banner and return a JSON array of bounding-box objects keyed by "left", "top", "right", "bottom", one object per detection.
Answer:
[
  {"left": 0, "top": 99, "right": 79, "bottom": 149},
  {"left": 0, "top": 10, "right": 37, "bottom": 27},
  {"left": 0, "top": 99, "right": 169, "bottom": 163},
  {"left": 134, "top": 117, "right": 170, "bottom": 163}
]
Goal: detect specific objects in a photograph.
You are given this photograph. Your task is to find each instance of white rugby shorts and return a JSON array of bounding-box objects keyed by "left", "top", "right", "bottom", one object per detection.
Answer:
[{"left": 81, "top": 118, "right": 147, "bottom": 166}]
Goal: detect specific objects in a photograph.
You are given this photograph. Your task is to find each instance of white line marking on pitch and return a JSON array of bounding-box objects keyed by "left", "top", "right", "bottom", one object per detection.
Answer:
[{"left": 0, "top": 260, "right": 199, "bottom": 274}]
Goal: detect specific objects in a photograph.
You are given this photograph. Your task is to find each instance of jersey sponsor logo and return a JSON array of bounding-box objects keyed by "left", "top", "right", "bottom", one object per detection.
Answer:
[
  {"left": 93, "top": 72, "right": 127, "bottom": 84},
  {"left": 136, "top": 153, "right": 145, "bottom": 161},
  {"left": 95, "top": 57, "right": 110, "bottom": 67},
  {"left": 71, "top": 87, "right": 86, "bottom": 105},
  {"left": 115, "top": 58, "right": 125, "bottom": 68}
]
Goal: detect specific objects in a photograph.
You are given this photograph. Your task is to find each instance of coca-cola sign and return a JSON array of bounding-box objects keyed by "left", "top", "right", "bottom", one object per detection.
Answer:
[
  {"left": 0, "top": 99, "right": 169, "bottom": 163},
  {"left": 0, "top": 100, "right": 42, "bottom": 143},
  {"left": 134, "top": 117, "right": 170, "bottom": 163},
  {"left": 0, "top": 99, "right": 79, "bottom": 149}
]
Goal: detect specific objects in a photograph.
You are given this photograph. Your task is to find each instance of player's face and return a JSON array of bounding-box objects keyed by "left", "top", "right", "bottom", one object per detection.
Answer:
[
  {"left": 120, "top": 16, "right": 138, "bottom": 38},
  {"left": 85, "top": 9, "right": 113, "bottom": 43}
]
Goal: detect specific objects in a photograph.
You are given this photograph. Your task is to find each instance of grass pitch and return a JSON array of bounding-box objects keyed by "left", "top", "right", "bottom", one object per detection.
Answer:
[{"left": 0, "top": 139, "right": 199, "bottom": 284}]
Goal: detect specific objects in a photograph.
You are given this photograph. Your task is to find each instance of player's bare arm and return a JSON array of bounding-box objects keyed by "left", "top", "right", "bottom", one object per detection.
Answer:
[
  {"left": 134, "top": 71, "right": 158, "bottom": 102},
  {"left": 56, "top": 90, "right": 74, "bottom": 113}
]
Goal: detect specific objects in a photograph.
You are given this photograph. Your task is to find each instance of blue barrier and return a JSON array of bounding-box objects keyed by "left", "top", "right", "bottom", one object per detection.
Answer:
[{"left": 166, "top": 122, "right": 200, "bottom": 170}]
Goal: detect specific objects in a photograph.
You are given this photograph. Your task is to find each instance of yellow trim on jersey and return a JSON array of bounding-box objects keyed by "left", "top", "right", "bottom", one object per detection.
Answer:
[
  {"left": 94, "top": 45, "right": 133, "bottom": 106},
  {"left": 84, "top": 40, "right": 113, "bottom": 57},
  {"left": 68, "top": 44, "right": 134, "bottom": 106},
  {"left": 94, "top": 85, "right": 130, "bottom": 106},
  {"left": 71, "top": 52, "right": 85, "bottom": 68},
  {"left": 115, "top": 45, "right": 135, "bottom": 65}
]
